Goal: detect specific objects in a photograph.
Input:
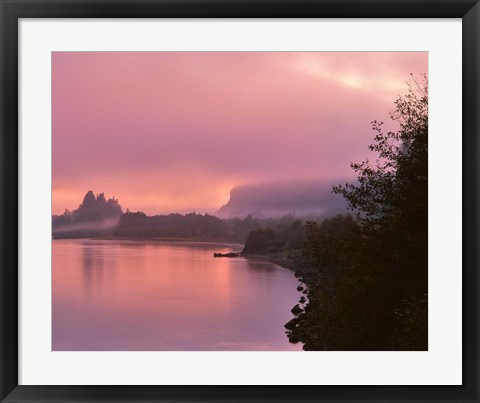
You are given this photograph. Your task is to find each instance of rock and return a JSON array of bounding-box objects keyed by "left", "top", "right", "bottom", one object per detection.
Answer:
[
  {"left": 299, "top": 296, "right": 306, "bottom": 304},
  {"left": 294, "top": 271, "right": 303, "bottom": 278},
  {"left": 302, "top": 289, "right": 308, "bottom": 294},
  {"left": 288, "top": 334, "right": 301, "bottom": 344},
  {"left": 213, "top": 252, "right": 241, "bottom": 258},
  {"left": 296, "top": 285, "right": 304, "bottom": 292},
  {"left": 284, "top": 318, "right": 299, "bottom": 330},
  {"left": 291, "top": 304, "right": 303, "bottom": 315}
]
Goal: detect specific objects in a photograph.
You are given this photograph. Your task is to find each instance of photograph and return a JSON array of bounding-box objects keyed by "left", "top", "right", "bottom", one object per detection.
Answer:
[{"left": 51, "top": 51, "right": 428, "bottom": 352}]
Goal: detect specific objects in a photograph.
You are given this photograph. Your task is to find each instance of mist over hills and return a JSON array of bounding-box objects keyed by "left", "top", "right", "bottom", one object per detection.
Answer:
[
  {"left": 215, "top": 180, "right": 348, "bottom": 219},
  {"left": 52, "top": 191, "right": 123, "bottom": 236},
  {"left": 52, "top": 181, "right": 349, "bottom": 239}
]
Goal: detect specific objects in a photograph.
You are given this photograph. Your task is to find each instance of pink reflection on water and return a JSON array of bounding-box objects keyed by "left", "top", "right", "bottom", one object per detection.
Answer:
[{"left": 52, "top": 240, "right": 303, "bottom": 351}]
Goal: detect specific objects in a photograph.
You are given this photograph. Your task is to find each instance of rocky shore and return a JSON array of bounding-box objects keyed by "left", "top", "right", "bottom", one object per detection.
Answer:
[
  {"left": 242, "top": 252, "right": 311, "bottom": 348},
  {"left": 278, "top": 260, "right": 312, "bottom": 347}
]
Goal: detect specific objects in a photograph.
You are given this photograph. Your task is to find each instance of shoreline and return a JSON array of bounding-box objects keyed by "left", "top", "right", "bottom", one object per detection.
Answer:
[{"left": 52, "top": 236, "right": 245, "bottom": 247}]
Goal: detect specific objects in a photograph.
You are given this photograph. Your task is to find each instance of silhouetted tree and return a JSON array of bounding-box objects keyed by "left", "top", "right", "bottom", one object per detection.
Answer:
[
  {"left": 334, "top": 74, "right": 427, "bottom": 236},
  {"left": 293, "top": 76, "right": 428, "bottom": 350},
  {"left": 334, "top": 74, "right": 428, "bottom": 295}
]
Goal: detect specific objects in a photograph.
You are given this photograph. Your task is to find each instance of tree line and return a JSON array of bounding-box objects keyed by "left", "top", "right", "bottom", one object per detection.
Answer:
[{"left": 112, "top": 211, "right": 308, "bottom": 243}]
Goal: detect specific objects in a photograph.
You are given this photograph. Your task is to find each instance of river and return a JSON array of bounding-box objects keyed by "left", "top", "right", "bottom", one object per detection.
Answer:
[{"left": 52, "top": 239, "right": 303, "bottom": 351}]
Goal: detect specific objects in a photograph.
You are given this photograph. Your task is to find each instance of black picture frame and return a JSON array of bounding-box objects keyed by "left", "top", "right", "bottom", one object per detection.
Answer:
[{"left": 1, "top": 1, "right": 478, "bottom": 402}]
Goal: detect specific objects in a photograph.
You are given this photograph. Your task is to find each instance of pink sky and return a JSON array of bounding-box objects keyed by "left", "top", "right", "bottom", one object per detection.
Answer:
[{"left": 52, "top": 52, "right": 427, "bottom": 215}]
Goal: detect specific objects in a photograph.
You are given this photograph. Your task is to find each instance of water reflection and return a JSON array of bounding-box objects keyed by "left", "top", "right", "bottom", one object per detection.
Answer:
[
  {"left": 81, "top": 244, "right": 105, "bottom": 295},
  {"left": 245, "top": 257, "right": 277, "bottom": 273},
  {"left": 52, "top": 239, "right": 302, "bottom": 351}
]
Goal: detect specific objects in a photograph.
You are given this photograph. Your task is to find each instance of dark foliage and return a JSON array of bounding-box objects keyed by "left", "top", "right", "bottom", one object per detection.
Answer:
[
  {"left": 291, "top": 76, "right": 428, "bottom": 350},
  {"left": 241, "top": 218, "right": 307, "bottom": 255},
  {"left": 242, "top": 229, "right": 279, "bottom": 254},
  {"left": 113, "top": 211, "right": 230, "bottom": 240}
]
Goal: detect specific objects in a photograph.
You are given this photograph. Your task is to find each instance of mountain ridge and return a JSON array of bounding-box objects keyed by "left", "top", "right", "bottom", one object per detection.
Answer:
[{"left": 216, "top": 180, "right": 348, "bottom": 219}]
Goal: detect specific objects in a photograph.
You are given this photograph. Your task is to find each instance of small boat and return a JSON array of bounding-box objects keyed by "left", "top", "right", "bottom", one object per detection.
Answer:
[{"left": 213, "top": 252, "right": 242, "bottom": 258}]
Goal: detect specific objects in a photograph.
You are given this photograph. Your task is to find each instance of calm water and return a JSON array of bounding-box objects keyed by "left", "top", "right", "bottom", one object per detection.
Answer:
[{"left": 52, "top": 239, "right": 303, "bottom": 351}]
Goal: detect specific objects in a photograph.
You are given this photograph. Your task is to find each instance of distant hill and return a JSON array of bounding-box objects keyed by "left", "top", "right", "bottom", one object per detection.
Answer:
[
  {"left": 52, "top": 191, "right": 122, "bottom": 237},
  {"left": 215, "top": 180, "right": 348, "bottom": 219},
  {"left": 52, "top": 184, "right": 349, "bottom": 239}
]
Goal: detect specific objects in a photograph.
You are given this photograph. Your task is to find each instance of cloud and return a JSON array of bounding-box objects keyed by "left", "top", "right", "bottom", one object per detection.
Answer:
[{"left": 52, "top": 52, "right": 427, "bottom": 215}]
